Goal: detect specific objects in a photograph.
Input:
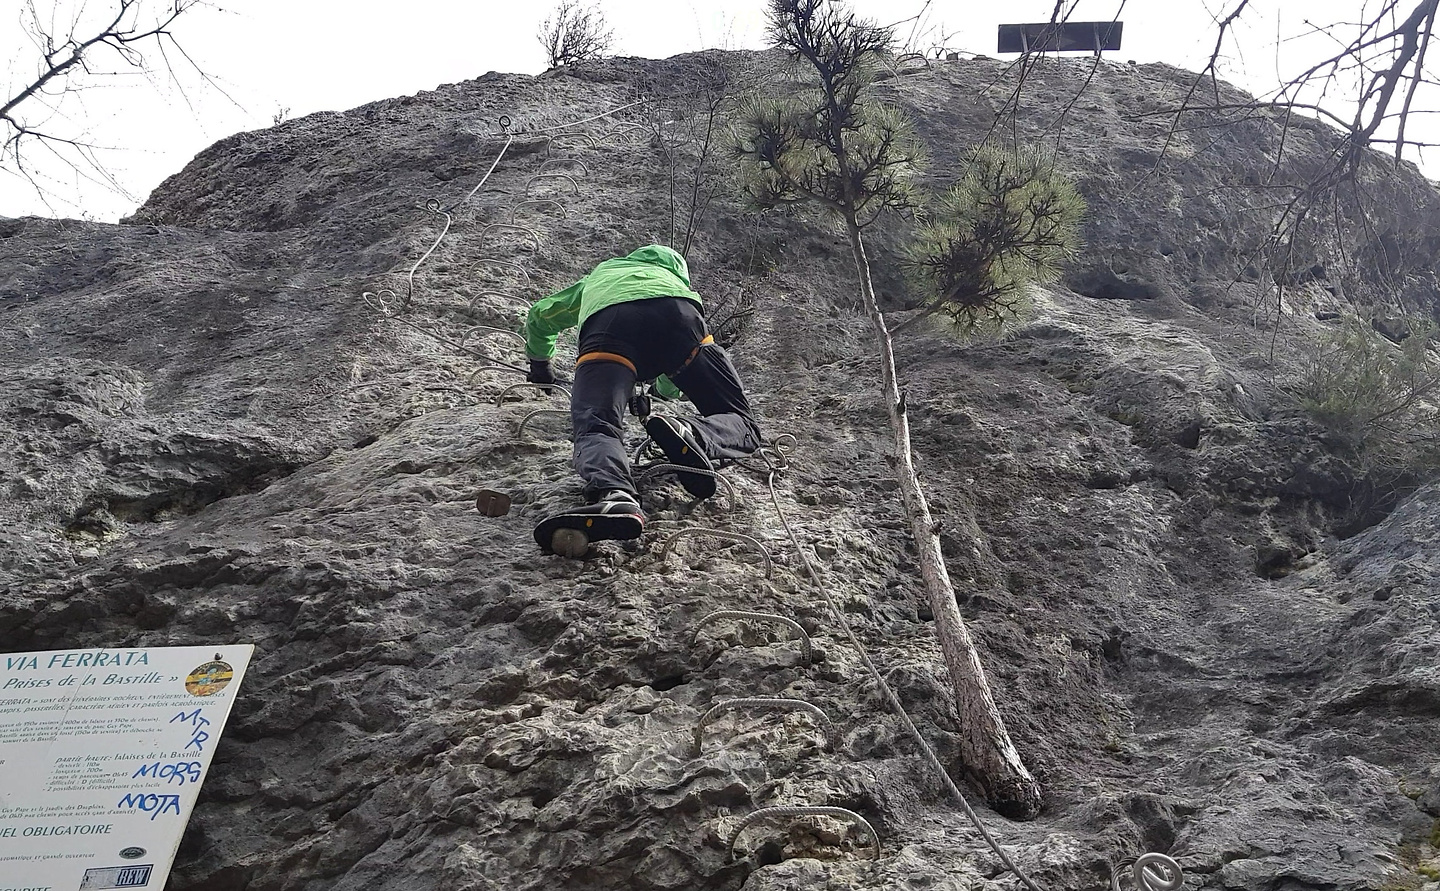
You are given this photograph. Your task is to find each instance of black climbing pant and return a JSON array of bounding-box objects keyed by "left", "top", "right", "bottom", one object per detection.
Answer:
[{"left": 571, "top": 296, "right": 762, "bottom": 500}]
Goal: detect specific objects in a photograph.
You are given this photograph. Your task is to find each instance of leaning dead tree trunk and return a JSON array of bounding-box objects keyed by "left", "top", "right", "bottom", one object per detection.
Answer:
[
  {"left": 741, "top": 0, "right": 1043, "bottom": 818},
  {"left": 843, "top": 219, "right": 1042, "bottom": 818}
]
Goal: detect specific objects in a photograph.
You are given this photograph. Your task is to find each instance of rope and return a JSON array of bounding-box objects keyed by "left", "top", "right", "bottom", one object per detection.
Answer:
[
  {"left": 524, "top": 97, "right": 652, "bottom": 134},
  {"left": 762, "top": 463, "right": 1045, "bottom": 891}
]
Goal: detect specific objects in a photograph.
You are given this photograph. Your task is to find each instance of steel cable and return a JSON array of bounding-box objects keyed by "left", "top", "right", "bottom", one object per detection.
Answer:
[{"left": 763, "top": 466, "right": 1045, "bottom": 891}]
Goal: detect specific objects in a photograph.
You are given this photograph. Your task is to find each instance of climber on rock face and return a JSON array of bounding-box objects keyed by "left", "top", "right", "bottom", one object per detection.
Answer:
[{"left": 524, "top": 244, "right": 763, "bottom": 558}]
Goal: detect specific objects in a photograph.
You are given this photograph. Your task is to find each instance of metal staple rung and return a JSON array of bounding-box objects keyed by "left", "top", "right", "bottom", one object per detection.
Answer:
[
  {"left": 460, "top": 325, "right": 525, "bottom": 348},
  {"left": 638, "top": 463, "right": 736, "bottom": 511},
  {"left": 659, "top": 527, "right": 770, "bottom": 577},
  {"left": 494, "top": 382, "right": 571, "bottom": 405},
  {"left": 728, "top": 806, "right": 880, "bottom": 862},
  {"left": 517, "top": 408, "right": 571, "bottom": 435},
  {"left": 604, "top": 122, "right": 649, "bottom": 141},
  {"left": 480, "top": 223, "right": 542, "bottom": 251},
  {"left": 469, "top": 292, "right": 532, "bottom": 313},
  {"left": 694, "top": 698, "right": 835, "bottom": 754},
  {"left": 466, "top": 365, "right": 525, "bottom": 386},
  {"left": 1111, "top": 854, "right": 1183, "bottom": 891},
  {"left": 509, "top": 199, "right": 568, "bottom": 224},
  {"left": 538, "top": 157, "right": 588, "bottom": 176},
  {"left": 631, "top": 437, "right": 650, "bottom": 465},
  {"left": 523, "top": 173, "right": 581, "bottom": 197},
  {"left": 690, "top": 610, "right": 812, "bottom": 665},
  {"left": 544, "top": 133, "right": 596, "bottom": 158},
  {"left": 472, "top": 258, "right": 531, "bottom": 284}
]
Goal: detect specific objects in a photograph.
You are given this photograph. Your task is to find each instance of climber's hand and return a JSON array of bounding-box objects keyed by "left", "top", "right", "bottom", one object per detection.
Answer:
[{"left": 528, "top": 358, "right": 557, "bottom": 394}]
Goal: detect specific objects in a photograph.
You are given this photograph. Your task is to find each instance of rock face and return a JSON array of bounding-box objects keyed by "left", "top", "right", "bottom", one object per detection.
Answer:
[{"left": 3, "top": 50, "right": 1440, "bottom": 891}]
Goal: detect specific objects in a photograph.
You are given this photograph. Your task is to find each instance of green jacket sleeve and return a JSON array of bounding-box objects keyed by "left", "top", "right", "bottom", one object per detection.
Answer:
[
  {"left": 524, "top": 280, "right": 584, "bottom": 359},
  {"left": 653, "top": 375, "right": 685, "bottom": 401}
]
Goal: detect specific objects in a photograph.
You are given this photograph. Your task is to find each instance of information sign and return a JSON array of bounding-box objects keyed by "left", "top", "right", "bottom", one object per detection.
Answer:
[{"left": 0, "top": 645, "right": 253, "bottom": 891}]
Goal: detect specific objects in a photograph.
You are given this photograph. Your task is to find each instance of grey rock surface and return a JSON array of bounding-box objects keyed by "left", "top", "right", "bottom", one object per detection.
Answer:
[{"left": 2, "top": 51, "right": 1439, "bottom": 890}]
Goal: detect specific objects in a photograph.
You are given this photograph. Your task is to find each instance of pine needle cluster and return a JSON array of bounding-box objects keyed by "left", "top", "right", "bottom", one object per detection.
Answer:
[
  {"left": 905, "top": 147, "right": 1086, "bottom": 336},
  {"left": 733, "top": 0, "right": 926, "bottom": 224}
]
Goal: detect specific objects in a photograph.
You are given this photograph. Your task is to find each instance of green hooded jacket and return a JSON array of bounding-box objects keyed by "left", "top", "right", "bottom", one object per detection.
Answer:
[
  {"left": 524, "top": 245, "right": 702, "bottom": 399},
  {"left": 524, "top": 244, "right": 702, "bottom": 359}
]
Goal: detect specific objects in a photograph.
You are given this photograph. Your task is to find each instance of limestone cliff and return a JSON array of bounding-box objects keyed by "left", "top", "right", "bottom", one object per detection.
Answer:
[{"left": 2, "top": 50, "right": 1439, "bottom": 890}]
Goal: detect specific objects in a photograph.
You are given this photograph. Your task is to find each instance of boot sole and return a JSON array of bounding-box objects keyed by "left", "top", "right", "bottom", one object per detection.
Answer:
[
  {"left": 534, "top": 511, "right": 644, "bottom": 557},
  {"left": 645, "top": 419, "right": 717, "bottom": 499}
]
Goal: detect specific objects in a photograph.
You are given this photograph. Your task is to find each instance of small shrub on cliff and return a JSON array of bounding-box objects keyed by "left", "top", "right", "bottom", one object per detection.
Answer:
[
  {"left": 537, "top": 0, "right": 614, "bottom": 69},
  {"left": 902, "top": 146, "right": 1085, "bottom": 337},
  {"left": 1298, "top": 315, "right": 1440, "bottom": 468}
]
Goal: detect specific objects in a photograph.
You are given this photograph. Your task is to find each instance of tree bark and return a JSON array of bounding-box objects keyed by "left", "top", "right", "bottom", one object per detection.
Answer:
[{"left": 843, "top": 219, "right": 1043, "bottom": 820}]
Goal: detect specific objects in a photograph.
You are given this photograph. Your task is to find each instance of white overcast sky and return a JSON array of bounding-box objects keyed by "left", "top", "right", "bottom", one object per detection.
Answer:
[{"left": 1, "top": 0, "right": 1430, "bottom": 221}]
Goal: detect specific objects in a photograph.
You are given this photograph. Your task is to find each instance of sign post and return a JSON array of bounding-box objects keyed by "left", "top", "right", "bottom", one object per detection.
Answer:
[{"left": 0, "top": 645, "right": 253, "bottom": 890}]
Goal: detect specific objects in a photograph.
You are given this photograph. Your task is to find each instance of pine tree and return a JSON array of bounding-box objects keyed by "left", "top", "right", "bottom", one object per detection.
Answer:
[{"left": 736, "top": 0, "right": 1056, "bottom": 818}]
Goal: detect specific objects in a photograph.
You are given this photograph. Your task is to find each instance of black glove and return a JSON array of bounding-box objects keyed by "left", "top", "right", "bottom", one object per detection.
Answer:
[{"left": 528, "top": 358, "right": 557, "bottom": 394}]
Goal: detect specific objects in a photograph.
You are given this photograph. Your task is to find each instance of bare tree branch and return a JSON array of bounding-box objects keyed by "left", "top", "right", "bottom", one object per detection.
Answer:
[{"left": 2, "top": 0, "right": 215, "bottom": 214}]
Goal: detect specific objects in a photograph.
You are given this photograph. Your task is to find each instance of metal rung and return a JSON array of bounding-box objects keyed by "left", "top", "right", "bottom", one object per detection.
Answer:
[
  {"left": 480, "top": 223, "right": 541, "bottom": 251},
  {"left": 638, "top": 463, "right": 736, "bottom": 511},
  {"left": 524, "top": 173, "right": 580, "bottom": 197},
  {"left": 517, "top": 408, "right": 570, "bottom": 435},
  {"left": 631, "top": 436, "right": 658, "bottom": 465},
  {"left": 694, "top": 697, "right": 835, "bottom": 754},
  {"left": 459, "top": 325, "right": 525, "bottom": 348},
  {"left": 494, "top": 382, "right": 571, "bottom": 405},
  {"left": 468, "top": 291, "right": 532, "bottom": 313},
  {"left": 539, "top": 157, "right": 588, "bottom": 176},
  {"left": 605, "top": 122, "right": 649, "bottom": 141},
  {"left": 472, "top": 258, "right": 531, "bottom": 284},
  {"left": 509, "top": 199, "right": 567, "bottom": 223},
  {"left": 465, "top": 365, "right": 525, "bottom": 386},
  {"left": 728, "top": 806, "right": 880, "bottom": 862},
  {"left": 544, "top": 133, "right": 596, "bottom": 158},
  {"left": 690, "top": 610, "right": 811, "bottom": 665},
  {"left": 659, "top": 527, "right": 770, "bottom": 577}
]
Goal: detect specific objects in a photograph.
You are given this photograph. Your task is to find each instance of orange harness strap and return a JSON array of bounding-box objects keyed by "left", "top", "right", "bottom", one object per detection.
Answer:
[
  {"left": 575, "top": 335, "right": 715, "bottom": 379},
  {"left": 670, "top": 334, "right": 715, "bottom": 377},
  {"left": 575, "top": 351, "right": 637, "bottom": 373}
]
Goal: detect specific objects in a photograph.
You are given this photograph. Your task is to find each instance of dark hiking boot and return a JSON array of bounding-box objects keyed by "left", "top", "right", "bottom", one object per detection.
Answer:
[
  {"left": 644, "top": 415, "right": 716, "bottom": 499},
  {"left": 534, "top": 491, "right": 645, "bottom": 558}
]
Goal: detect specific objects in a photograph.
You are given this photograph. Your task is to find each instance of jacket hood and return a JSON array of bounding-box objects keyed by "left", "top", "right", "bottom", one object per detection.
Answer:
[{"left": 624, "top": 245, "right": 691, "bottom": 287}]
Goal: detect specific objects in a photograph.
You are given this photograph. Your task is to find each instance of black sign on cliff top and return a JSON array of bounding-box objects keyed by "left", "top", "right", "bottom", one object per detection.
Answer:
[{"left": 997, "top": 22, "right": 1124, "bottom": 55}]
